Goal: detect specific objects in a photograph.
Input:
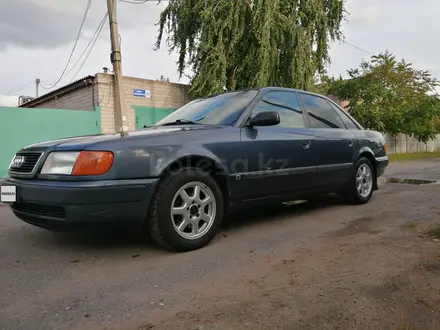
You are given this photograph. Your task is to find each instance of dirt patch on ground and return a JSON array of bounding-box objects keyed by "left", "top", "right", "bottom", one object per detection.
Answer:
[
  {"left": 326, "top": 215, "right": 383, "bottom": 237},
  {"left": 106, "top": 216, "right": 440, "bottom": 330}
]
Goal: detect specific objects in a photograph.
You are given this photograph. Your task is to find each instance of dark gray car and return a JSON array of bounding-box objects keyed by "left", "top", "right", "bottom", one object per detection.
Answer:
[{"left": 1, "top": 87, "right": 388, "bottom": 252}]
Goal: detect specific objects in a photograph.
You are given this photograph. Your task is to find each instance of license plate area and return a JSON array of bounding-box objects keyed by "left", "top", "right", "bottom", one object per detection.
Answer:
[{"left": 1, "top": 185, "right": 18, "bottom": 204}]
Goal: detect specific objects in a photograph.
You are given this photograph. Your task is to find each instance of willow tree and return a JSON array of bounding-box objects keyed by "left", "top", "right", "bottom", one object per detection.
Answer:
[{"left": 155, "top": 0, "right": 345, "bottom": 98}]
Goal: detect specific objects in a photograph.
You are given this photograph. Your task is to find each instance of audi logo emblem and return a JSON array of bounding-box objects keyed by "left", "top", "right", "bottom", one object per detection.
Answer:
[{"left": 11, "top": 156, "right": 25, "bottom": 168}]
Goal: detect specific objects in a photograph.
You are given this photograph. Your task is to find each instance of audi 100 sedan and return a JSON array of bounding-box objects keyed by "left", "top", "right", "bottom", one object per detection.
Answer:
[{"left": 1, "top": 87, "right": 388, "bottom": 252}]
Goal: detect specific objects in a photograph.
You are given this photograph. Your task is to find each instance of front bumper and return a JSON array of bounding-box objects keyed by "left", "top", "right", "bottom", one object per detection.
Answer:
[{"left": 0, "top": 177, "right": 159, "bottom": 230}]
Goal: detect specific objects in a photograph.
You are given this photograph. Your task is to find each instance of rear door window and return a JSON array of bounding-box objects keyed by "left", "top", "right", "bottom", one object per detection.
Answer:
[
  {"left": 299, "top": 93, "right": 345, "bottom": 129},
  {"left": 328, "top": 102, "right": 360, "bottom": 130}
]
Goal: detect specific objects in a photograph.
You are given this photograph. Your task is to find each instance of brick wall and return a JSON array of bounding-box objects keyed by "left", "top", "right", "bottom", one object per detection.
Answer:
[
  {"left": 33, "top": 85, "right": 94, "bottom": 111},
  {"left": 95, "top": 73, "right": 190, "bottom": 134}
]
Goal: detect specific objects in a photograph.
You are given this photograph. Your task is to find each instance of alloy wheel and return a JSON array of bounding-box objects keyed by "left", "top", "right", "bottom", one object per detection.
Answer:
[
  {"left": 356, "top": 163, "right": 373, "bottom": 198},
  {"left": 170, "top": 181, "right": 217, "bottom": 240}
]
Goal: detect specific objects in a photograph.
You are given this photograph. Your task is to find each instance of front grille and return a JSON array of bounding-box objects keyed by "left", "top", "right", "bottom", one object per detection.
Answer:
[
  {"left": 9, "top": 151, "right": 43, "bottom": 174},
  {"left": 11, "top": 202, "right": 66, "bottom": 219}
]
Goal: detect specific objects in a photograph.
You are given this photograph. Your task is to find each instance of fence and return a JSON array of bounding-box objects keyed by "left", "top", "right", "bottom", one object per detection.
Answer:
[
  {"left": 384, "top": 133, "right": 440, "bottom": 154},
  {"left": 132, "top": 105, "right": 176, "bottom": 130},
  {"left": 0, "top": 106, "right": 101, "bottom": 178}
]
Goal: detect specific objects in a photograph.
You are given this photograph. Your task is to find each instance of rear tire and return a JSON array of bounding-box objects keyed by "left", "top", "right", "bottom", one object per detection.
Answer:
[
  {"left": 341, "top": 157, "right": 375, "bottom": 205},
  {"left": 146, "top": 167, "right": 224, "bottom": 252}
]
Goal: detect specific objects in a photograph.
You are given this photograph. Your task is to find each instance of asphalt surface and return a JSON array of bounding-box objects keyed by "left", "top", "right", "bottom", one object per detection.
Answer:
[{"left": 1, "top": 158, "right": 439, "bottom": 330}]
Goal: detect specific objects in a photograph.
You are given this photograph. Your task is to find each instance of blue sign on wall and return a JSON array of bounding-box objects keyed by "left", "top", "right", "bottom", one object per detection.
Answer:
[{"left": 133, "top": 88, "right": 151, "bottom": 98}]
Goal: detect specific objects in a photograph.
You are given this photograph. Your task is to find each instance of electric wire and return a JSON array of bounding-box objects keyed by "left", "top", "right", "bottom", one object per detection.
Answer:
[
  {"left": 3, "top": 35, "right": 375, "bottom": 97},
  {"left": 0, "top": 81, "right": 35, "bottom": 96},
  {"left": 69, "top": 13, "right": 109, "bottom": 83},
  {"left": 342, "top": 40, "right": 375, "bottom": 56},
  {"left": 40, "top": 0, "right": 93, "bottom": 90}
]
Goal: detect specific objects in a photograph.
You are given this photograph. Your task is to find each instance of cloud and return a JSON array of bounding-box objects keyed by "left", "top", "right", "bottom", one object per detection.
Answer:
[
  {"left": 329, "top": 0, "right": 440, "bottom": 82},
  {"left": 0, "top": 0, "right": 83, "bottom": 48},
  {"left": 0, "top": 96, "right": 19, "bottom": 107},
  {"left": 1, "top": 0, "right": 440, "bottom": 102},
  {"left": 348, "top": 5, "right": 380, "bottom": 24},
  {"left": 0, "top": 0, "right": 167, "bottom": 49},
  {"left": 0, "top": 0, "right": 186, "bottom": 101}
]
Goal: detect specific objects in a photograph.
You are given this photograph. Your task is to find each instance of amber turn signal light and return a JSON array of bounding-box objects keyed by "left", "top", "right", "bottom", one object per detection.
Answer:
[
  {"left": 383, "top": 144, "right": 387, "bottom": 153},
  {"left": 72, "top": 151, "right": 114, "bottom": 176}
]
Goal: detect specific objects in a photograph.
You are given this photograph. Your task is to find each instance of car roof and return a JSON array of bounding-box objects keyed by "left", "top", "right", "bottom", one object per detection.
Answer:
[
  {"left": 257, "top": 86, "right": 328, "bottom": 98},
  {"left": 202, "top": 86, "right": 328, "bottom": 100}
]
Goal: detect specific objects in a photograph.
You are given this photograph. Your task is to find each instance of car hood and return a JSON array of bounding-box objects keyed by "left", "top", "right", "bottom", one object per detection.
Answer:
[{"left": 21, "top": 125, "right": 222, "bottom": 151}]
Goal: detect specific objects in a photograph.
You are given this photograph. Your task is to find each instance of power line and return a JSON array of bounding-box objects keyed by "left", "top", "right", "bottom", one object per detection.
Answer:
[
  {"left": 342, "top": 40, "right": 375, "bottom": 56},
  {"left": 41, "top": 0, "right": 93, "bottom": 90},
  {"left": 4, "top": 7, "right": 107, "bottom": 97},
  {"left": 52, "top": 13, "right": 109, "bottom": 85},
  {"left": 69, "top": 13, "right": 109, "bottom": 83},
  {"left": 0, "top": 81, "right": 35, "bottom": 96},
  {"left": 3, "top": 12, "right": 104, "bottom": 97}
]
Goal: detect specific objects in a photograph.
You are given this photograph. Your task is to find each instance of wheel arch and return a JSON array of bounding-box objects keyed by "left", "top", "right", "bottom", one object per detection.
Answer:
[
  {"left": 158, "top": 154, "right": 231, "bottom": 206},
  {"left": 357, "top": 148, "right": 378, "bottom": 190}
]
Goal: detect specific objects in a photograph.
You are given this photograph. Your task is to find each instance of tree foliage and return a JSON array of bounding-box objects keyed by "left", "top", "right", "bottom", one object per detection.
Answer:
[
  {"left": 155, "top": 0, "right": 345, "bottom": 98},
  {"left": 326, "top": 52, "right": 440, "bottom": 142}
]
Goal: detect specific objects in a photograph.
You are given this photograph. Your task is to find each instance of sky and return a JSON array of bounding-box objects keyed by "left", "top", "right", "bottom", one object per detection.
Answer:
[{"left": 0, "top": 0, "right": 439, "bottom": 106}]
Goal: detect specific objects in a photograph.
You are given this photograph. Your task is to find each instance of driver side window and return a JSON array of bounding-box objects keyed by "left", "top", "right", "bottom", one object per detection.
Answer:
[{"left": 251, "top": 91, "right": 305, "bottom": 128}]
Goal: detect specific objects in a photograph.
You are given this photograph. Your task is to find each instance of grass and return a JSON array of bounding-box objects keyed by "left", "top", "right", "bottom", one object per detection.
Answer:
[
  {"left": 405, "top": 221, "right": 419, "bottom": 230},
  {"left": 427, "top": 226, "right": 440, "bottom": 239},
  {"left": 388, "top": 151, "right": 440, "bottom": 162}
]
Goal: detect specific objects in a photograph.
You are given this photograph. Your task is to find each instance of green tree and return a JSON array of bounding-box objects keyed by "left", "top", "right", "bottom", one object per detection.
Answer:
[
  {"left": 155, "top": 0, "right": 345, "bottom": 98},
  {"left": 327, "top": 52, "right": 440, "bottom": 142}
]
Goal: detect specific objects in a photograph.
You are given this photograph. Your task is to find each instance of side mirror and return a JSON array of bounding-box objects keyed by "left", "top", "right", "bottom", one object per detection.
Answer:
[{"left": 248, "top": 111, "right": 280, "bottom": 127}]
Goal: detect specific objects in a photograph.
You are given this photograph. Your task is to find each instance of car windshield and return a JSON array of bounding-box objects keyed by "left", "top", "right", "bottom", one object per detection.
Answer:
[{"left": 156, "top": 89, "right": 260, "bottom": 126}]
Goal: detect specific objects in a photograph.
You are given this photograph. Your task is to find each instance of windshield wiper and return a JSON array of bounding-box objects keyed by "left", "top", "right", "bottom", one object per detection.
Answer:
[{"left": 160, "top": 119, "right": 201, "bottom": 126}]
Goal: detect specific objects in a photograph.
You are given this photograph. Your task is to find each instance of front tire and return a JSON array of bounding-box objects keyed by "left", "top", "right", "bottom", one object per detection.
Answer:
[
  {"left": 146, "top": 167, "right": 224, "bottom": 252},
  {"left": 342, "top": 157, "right": 375, "bottom": 205}
]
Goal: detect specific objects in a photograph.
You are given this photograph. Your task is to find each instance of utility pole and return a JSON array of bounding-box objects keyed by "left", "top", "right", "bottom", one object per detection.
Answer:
[
  {"left": 106, "top": 0, "right": 126, "bottom": 133},
  {"left": 35, "top": 78, "right": 40, "bottom": 98}
]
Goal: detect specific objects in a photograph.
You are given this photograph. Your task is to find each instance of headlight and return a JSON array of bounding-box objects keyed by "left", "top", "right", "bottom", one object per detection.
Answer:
[
  {"left": 41, "top": 152, "right": 80, "bottom": 175},
  {"left": 41, "top": 151, "right": 114, "bottom": 176}
]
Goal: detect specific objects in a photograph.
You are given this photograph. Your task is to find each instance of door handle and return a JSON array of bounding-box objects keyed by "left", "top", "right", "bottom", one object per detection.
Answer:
[
  {"left": 347, "top": 140, "right": 353, "bottom": 148},
  {"left": 303, "top": 142, "right": 311, "bottom": 150}
]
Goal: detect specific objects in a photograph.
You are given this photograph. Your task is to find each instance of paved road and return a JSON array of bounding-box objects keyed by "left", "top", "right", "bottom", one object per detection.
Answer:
[{"left": 0, "top": 159, "right": 439, "bottom": 329}]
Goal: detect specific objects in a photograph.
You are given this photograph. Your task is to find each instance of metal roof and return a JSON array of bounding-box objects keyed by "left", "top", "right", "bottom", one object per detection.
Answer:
[{"left": 19, "top": 75, "right": 96, "bottom": 108}]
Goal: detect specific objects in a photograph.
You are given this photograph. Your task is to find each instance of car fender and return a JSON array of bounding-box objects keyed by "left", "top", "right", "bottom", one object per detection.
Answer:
[
  {"left": 355, "top": 146, "right": 376, "bottom": 163},
  {"left": 154, "top": 146, "right": 231, "bottom": 178}
]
